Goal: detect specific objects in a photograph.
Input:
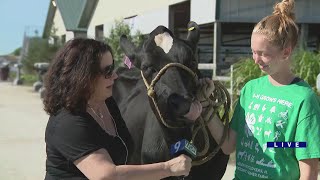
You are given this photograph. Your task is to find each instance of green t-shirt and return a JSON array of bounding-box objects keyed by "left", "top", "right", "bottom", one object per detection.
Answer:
[{"left": 231, "top": 76, "right": 320, "bottom": 180}]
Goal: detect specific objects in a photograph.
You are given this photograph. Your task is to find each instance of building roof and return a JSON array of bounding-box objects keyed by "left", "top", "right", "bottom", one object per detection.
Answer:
[
  {"left": 56, "top": 0, "right": 87, "bottom": 31},
  {"left": 42, "top": 1, "right": 57, "bottom": 38},
  {"left": 42, "top": 0, "right": 98, "bottom": 38},
  {"left": 0, "top": 55, "right": 19, "bottom": 64}
]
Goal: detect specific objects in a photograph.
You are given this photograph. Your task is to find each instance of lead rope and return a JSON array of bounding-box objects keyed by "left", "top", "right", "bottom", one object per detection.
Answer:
[
  {"left": 140, "top": 63, "right": 230, "bottom": 166},
  {"left": 140, "top": 63, "right": 197, "bottom": 128},
  {"left": 191, "top": 80, "right": 230, "bottom": 166}
]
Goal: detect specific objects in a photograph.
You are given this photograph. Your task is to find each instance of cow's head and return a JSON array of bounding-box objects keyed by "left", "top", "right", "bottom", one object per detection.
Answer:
[{"left": 120, "top": 21, "right": 200, "bottom": 126}]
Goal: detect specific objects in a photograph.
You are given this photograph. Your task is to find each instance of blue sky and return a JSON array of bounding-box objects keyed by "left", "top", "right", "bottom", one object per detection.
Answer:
[{"left": 0, "top": 0, "right": 49, "bottom": 55}]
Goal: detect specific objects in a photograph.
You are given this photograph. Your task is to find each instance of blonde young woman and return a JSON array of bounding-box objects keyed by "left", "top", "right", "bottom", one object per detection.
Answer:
[{"left": 202, "top": 0, "right": 320, "bottom": 179}]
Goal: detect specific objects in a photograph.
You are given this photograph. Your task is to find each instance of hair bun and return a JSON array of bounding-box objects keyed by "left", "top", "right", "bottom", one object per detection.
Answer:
[{"left": 273, "top": 0, "right": 295, "bottom": 20}]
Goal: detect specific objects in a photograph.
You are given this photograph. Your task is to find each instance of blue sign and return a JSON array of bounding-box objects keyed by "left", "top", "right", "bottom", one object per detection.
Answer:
[{"left": 170, "top": 139, "right": 197, "bottom": 158}]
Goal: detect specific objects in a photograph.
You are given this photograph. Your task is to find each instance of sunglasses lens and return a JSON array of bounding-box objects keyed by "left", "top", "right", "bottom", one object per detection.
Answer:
[{"left": 103, "top": 64, "right": 114, "bottom": 78}]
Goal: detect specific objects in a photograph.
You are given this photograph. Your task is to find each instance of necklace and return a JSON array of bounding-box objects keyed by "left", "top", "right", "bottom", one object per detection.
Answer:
[
  {"left": 87, "top": 104, "right": 117, "bottom": 136},
  {"left": 88, "top": 105, "right": 107, "bottom": 131},
  {"left": 88, "top": 105, "right": 104, "bottom": 119}
]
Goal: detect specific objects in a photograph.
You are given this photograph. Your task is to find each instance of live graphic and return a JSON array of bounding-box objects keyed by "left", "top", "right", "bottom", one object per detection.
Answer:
[{"left": 267, "top": 142, "right": 307, "bottom": 148}]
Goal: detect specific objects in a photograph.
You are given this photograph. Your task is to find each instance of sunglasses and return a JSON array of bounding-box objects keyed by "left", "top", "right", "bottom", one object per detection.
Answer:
[{"left": 100, "top": 63, "right": 114, "bottom": 79}]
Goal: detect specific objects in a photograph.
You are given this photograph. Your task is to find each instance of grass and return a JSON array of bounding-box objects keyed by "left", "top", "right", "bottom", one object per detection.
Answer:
[{"left": 21, "top": 73, "right": 38, "bottom": 86}]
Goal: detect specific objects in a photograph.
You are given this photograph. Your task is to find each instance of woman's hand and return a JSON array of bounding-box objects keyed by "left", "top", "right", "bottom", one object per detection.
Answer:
[
  {"left": 164, "top": 154, "right": 192, "bottom": 177},
  {"left": 184, "top": 100, "right": 202, "bottom": 121}
]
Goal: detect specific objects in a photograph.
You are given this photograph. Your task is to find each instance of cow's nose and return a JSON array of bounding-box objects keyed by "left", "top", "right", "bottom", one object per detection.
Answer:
[
  {"left": 167, "top": 93, "right": 191, "bottom": 116},
  {"left": 168, "top": 94, "right": 182, "bottom": 107}
]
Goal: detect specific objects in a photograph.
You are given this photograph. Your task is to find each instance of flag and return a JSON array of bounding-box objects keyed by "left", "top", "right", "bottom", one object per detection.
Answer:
[{"left": 124, "top": 56, "right": 133, "bottom": 69}]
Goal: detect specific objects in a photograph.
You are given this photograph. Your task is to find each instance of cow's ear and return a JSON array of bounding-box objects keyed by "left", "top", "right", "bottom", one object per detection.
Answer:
[
  {"left": 120, "top": 35, "right": 141, "bottom": 68},
  {"left": 186, "top": 21, "right": 200, "bottom": 51}
]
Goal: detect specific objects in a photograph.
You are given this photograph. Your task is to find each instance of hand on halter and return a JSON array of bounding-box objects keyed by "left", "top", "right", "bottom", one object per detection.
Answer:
[
  {"left": 193, "top": 77, "right": 217, "bottom": 123},
  {"left": 197, "top": 78, "right": 215, "bottom": 104}
]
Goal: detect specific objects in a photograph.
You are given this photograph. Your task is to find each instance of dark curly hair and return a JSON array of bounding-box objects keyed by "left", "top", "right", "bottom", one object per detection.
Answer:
[{"left": 43, "top": 38, "right": 113, "bottom": 116}]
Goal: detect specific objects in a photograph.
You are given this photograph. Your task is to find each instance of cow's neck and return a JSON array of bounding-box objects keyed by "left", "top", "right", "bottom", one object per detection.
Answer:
[{"left": 162, "top": 125, "right": 192, "bottom": 146}]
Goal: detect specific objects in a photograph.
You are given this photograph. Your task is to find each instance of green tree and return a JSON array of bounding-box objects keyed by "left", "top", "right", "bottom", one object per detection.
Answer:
[
  {"left": 21, "top": 37, "right": 61, "bottom": 74},
  {"left": 104, "top": 20, "right": 144, "bottom": 67},
  {"left": 12, "top": 47, "right": 21, "bottom": 56}
]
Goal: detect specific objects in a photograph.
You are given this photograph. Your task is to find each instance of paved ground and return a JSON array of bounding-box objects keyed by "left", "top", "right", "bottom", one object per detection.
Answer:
[
  {"left": 0, "top": 82, "right": 48, "bottom": 180},
  {"left": 222, "top": 163, "right": 236, "bottom": 180},
  {"left": 0, "top": 81, "right": 237, "bottom": 180},
  {"left": 0, "top": 81, "right": 318, "bottom": 180}
]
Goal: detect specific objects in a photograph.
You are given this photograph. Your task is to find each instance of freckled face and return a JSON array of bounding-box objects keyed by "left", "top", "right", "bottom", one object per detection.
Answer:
[
  {"left": 92, "top": 52, "right": 118, "bottom": 100},
  {"left": 251, "top": 33, "right": 287, "bottom": 75}
]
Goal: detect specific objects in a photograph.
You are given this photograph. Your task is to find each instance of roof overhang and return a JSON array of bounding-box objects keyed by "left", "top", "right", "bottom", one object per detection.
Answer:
[
  {"left": 42, "top": 1, "right": 57, "bottom": 38},
  {"left": 42, "top": 0, "right": 98, "bottom": 38}
]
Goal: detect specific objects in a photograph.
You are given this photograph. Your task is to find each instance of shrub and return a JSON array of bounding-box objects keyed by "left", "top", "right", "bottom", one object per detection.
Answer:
[
  {"left": 232, "top": 50, "right": 320, "bottom": 92},
  {"left": 104, "top": 20, "right": 144, "bottom": 67},
  {"left": 231, "top": 58, "right": 264, "bottom": 97},
  {"left": 21, "top": 73, "right": 38, "bottom": 86},
  {"left": 230, "top": 50, "right": 320, "bottom": 109},
  {"left": 292, "top": 50, "right": 320, "bottom": 90}
]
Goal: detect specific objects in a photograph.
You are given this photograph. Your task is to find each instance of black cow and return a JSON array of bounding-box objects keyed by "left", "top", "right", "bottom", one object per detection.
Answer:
[{"left": 113, "top": 22, "right": 229, "bottom": 180}]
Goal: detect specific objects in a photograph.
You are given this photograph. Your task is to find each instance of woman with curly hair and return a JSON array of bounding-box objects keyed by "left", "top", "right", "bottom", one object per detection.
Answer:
[{"left": 43, "top": 38, "right": 197, "bottom": 180}]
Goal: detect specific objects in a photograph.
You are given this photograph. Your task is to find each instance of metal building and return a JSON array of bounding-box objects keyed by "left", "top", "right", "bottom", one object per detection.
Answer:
[{"left": 43, "top": 0, "right": 320, "bottom": 77}]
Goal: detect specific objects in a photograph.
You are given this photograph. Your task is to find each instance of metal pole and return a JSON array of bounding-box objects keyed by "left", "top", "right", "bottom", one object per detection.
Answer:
[
  {"left": 230, "top": 65, "right": 234, "bottom": 110},
  {"left": 213, "top": 21, "right": 221, "bottom": 78},
  {"left": 317, "top": 73, "right": 320, "bottom": 94}
]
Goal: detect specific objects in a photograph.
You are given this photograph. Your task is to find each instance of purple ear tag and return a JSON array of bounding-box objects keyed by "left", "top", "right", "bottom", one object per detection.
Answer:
[{"left": 124, "top": 56, "right": 132, "bottom": 69}]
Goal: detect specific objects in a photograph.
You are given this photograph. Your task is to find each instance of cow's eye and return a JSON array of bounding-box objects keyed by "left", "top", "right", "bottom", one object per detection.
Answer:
[
  {"left": 141, "top": 65, "right": 148, "bottom": 71},
  {"left": 149, "top": 67, "right": 157, "bottom": 73},
  {"left": 145, "top": 67, "right": 157, "bottom": 76}
]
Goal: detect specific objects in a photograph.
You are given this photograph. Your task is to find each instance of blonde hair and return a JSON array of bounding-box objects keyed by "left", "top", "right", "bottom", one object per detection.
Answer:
[{"left": 253, "top": 0, "right": 299, "bottom": 49}]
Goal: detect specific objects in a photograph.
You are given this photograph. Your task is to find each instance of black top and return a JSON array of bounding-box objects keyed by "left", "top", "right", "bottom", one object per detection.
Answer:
[
  {"left": 45, "top": 97, "right": 133, "bottom": 180},
  {"left": 290, "top": 77, "right": 302, "bottom": 84}
]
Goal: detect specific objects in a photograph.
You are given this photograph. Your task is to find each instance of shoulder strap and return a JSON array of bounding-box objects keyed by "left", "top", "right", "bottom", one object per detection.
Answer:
[{"left": 290, "top": 77, "right": 303, "bottom": 84}]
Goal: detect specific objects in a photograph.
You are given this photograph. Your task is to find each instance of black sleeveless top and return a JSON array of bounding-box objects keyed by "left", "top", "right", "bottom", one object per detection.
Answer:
[{"left": 45, "top": 97, "right": 133, "bottom": 179}]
